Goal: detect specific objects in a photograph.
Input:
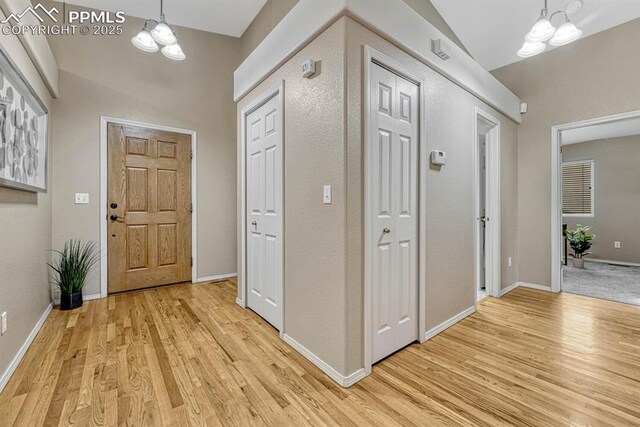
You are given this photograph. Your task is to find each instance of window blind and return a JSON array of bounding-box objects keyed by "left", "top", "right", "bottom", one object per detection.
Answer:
[{"left": 562, "top": 161, "right": 593, "bottom": 215}]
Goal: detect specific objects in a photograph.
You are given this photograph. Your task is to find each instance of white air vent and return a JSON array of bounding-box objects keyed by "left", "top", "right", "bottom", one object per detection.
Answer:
[{"left": 432, "top": 39, "right": 452, "bottom": 61}]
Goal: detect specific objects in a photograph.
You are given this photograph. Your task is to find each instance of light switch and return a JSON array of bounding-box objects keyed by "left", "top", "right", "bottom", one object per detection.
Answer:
[
  {"left": 323, "top": 185, "right": 332, "bottom": 204},
  {"left": 75, "top": 193, "right": 89, "bottom": 204},
  {"left": 614, "top": 241, "right": 621, "bottom": 249},
  {"left": 508, "top": 257, "right": 512, "bottom": 268}
]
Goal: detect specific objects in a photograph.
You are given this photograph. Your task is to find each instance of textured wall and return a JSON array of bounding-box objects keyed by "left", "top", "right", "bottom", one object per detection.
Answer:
[
  {"left": 237, "top": 19, "right": 348, "bottom": 375},
  {"left": 345, "top": 19, "right": 519, "bottom": 374},
  {"left": 0, "top": 9, "right": 54, "bottom": 386},
  {"left": 563, "top": 135, "right": 640, "bottom": 264},
  {"left": 48, "top": 1, "right": 242, "bottom": 294},
  {"left": 492, "top": 19, "right": 640, "bottom": 287},
  {"left": 239, "top": 0, "right": 467, "bottom": 60}
]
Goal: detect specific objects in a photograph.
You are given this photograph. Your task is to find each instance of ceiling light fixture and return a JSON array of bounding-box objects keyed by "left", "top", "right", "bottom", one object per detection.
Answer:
[
  {"left": 132, "top": 0, "right": 185, "bottom": 61},
  {"left": 518, "top": 0, "right": 583, "bottom": 58}
]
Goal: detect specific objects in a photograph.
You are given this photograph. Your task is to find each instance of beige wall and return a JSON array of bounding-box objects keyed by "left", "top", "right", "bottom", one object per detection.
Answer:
[
  {"left": 237, "top": 16, "right": 518, "bottom": 377},
  {"left": 492, "top": 19, "right": 640, "bottom": 287},
  {"left": 48, "top": 1, "right": 242, "bottom": 295},
  {"left": 563, "top": 135, "right": 640, "bottom": 264},
  {"left": 238, "top": 19, "right": 348, "bottom": 374},
  {"left": 239, "top": 0, "right": 467, "bottom": 60},
  {"left": 345, "top": 19, "right": 518, "bottom": 374},
  {"left": 0, "top": 11, "right": 54, "bottom": 384}
]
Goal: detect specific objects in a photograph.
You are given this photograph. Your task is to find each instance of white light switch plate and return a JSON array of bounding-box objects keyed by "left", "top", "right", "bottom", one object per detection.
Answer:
[
  {"left": 1, "top": 312, "right": 7, "bottom": 335},
  {"left": 614, "top": 241, "right": 621, "bottom": 249},
  {"left": 323, "top": 185, "right": 332, "bottom": 204},
  {"left": 75, "top": 193, "right": 89, "bottom": 204}
]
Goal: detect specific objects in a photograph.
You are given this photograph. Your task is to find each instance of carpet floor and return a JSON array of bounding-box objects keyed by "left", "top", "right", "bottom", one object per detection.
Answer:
[{"left": 563, "top": 259, "right": 640, "bottom": 306}]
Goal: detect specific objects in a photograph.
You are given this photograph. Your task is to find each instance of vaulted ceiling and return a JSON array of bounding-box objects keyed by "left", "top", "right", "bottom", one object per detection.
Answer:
[
  {"left": 64, "top": 0, "right": 267, "bottom": 37},
  {"left": 431, "top": 0, "right": 640, "bottom": 70}
]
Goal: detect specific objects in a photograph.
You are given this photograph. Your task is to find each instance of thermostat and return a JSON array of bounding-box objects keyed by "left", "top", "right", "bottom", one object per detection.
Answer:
[
  {"left": 302, "top": 59, "right": 316, "bottom": 78},
  {"left": 430, "top": 150, "right": 447, "bottom": 166}
]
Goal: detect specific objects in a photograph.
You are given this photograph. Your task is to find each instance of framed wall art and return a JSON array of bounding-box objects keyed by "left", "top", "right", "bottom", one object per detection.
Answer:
[{"left": 0, "top": 45, "right": 48, "bottom": 193}]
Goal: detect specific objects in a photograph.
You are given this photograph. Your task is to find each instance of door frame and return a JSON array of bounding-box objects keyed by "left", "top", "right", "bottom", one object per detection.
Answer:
[
  {"left": 99, "top": 117, "right": 198, "bottom": 298},
  {"left": 473, "top": 108, "right": 501, "bottom": 300},
  {"left": 550, "top": 109, "right": 640, "bottom": 292},
  {"left": 237, "top": 81, "right": 285, "bottom": 334},
  {"left": 364, "top": 46, "right": 426, "bottom": 375}
]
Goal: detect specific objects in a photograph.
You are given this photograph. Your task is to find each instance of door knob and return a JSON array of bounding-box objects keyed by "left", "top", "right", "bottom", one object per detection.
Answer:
[
  {"left": 251, "top": 221, "right": 257, "bottom": 227},
  {"left": 382, "top": 227, "right": 391, "bottom": 234},
  {"left": 109, "top": 214, "right": 122, "bottom": 221},
  {"left": 110, "top": 202, "right": 118, "bottom": 209}
]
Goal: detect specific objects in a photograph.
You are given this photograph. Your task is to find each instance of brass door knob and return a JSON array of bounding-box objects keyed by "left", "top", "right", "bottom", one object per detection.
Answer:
[{"left": 382, "top": 227, "right": 391, "bottom": 234}]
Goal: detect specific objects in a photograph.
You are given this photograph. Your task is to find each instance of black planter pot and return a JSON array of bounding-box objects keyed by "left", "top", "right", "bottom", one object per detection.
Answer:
[{"left": 60, "top": 292, "right": 83, "bottom": 310}]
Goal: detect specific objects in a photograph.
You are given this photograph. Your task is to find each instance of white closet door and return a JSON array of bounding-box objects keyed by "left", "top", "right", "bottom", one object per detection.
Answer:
[
  {"left": 370, "top": 63, "right": 419, "bottom": 363},
  {"left": 246, "top": 93, "right": 283, "bottom": 330}
]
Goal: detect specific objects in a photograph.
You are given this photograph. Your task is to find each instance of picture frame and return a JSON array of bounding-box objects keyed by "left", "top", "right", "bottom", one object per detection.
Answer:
[{"left": 0, "top": 43, "right": 49, "bottom": 193}]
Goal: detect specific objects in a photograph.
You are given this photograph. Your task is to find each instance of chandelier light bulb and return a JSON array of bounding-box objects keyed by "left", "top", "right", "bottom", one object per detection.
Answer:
[
  {"left": 151, "top": 21, "right": 177, "bottom": 45},
  {"left": 517, "top": 41, "right": 546, "bottom": 58},
  {"left": 161, "top": 43, "right": 186, "bottom": 61},
  {"left": 131, "top": 29, "right": 159, "bottom": 53},
  {"left": 525, "top": 17, "right": 556, "bottom": 43},
  {"left": 549, "top": 21, "right": 583, "bottom": 46}
]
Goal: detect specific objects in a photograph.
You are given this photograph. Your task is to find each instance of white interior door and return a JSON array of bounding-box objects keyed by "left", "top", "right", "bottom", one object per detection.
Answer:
[
  {"left": 246, "top": 93, "right": 283, "bottom": 330},
  {"left": 370, "top": 63, "right": 419, "bottom": 363}
]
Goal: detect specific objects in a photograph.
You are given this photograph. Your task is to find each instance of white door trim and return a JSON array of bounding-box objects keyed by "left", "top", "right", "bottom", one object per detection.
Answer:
[
  {"left": 364, "top": 46, "right": 426, "bottom": 375},
  {"left": 550, "top": 109, "right": 640, "bottom": 292},
  {"left": 238, "top": 82, "right": 285, "bottom": 334},
  {"left": 473, "top": 108, "right": 501, "bottom": 300},
  {"left": 99, "top": 116, "right": 198, "bottom": 298}
]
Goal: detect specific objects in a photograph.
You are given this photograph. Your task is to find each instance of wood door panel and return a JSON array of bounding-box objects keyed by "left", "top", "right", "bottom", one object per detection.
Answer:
[{"left": 108, "top": 123, "right": 192, "bottom": 293}]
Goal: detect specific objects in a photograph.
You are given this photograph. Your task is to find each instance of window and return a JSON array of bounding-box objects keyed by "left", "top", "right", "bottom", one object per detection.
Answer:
[{"left": 562, "top": 160, "right": 594, "bottom": 216}]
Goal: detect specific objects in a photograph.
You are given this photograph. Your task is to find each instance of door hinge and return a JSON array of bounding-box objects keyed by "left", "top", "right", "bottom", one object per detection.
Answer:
[
  {"left": 190, "top": 150, "right": 194, "bottom": 160},
  {"left": 191, "top": 257, "right": 193, "bottom": 267},
  {"left": 190, "top": 203, "right": 193, "bottom": 214}
]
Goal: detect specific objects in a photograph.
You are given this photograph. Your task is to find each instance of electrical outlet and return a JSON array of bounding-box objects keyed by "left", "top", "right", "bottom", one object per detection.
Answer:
[
  {"left": 508, "top": 257, "right": 512, "bottom": 268},
  {"left": 614, "top": 241, "right": 621, "bottom": 249},
  {"left": 1, "top": 312, "right": 7, "bottom": 335}
]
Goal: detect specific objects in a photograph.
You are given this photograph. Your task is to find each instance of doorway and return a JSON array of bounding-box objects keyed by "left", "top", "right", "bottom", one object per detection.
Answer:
[
  {"left": 366, "top": 50, "right": 425, "bottom": 366},
  {"left": 240, "top": 83, "right": 284, "bottom": 331},
  {"left": 551, "top": 110, "right": 640, "bottom": 305},
  {"left": 106, "top": 121, "right": 193, "bottom": 293},
  {"left": 474, "top": 109, "right": 501, "bottom": 301}
]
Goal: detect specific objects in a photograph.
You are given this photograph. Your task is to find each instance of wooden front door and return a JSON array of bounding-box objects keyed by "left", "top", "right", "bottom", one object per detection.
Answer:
[{"left": 107, "top": 123, "right": 192, "bottom": 293}]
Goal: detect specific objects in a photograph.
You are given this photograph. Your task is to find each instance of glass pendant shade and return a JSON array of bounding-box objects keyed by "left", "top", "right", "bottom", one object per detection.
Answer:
[
  {"left": 549, "top": 21, "right": 582, "bottom": 46},
  {"left": 525, "top": 17, "right": 556, "bottom": 42},
  {"left": 131, "top": 29, "right": 159, "bottom": 53},
  {"left": 517, "top": 41, "right": 546, "bottom": 58},
  {"left": 161, "top": 43, "right": 186, "bottom": 61},
  {"left": 151, "top": 21, "right": 177, "bottom": 45}
]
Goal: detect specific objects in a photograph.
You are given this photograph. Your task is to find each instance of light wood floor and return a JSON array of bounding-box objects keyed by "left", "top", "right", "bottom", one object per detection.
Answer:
[{"left": 1, "top": 281, "right": 640, "bottom": 426}]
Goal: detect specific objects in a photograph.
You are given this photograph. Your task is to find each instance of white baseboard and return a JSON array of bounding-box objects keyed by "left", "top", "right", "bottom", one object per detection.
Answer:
[
  {"left": 194, "top": 273, "right": 238, "bottom": 283},
  {"left": 0, "top": 302, "right": 53, "bottom": 394},
  {"left": 499, "top": 282, "right": 520, "bottom": 297},
  {"left": 424, "top": 306, "right": 476, "bottom": 341},
  {"left": 585, "top": 258, "right": 640, "bottom": 268},
  {"left": 282, "top": 333, "right": 366, "bottom": 388},
  {"left": 518, "top": 282, "right": 551, "bottom": 291},
  {"left": 84, "top": 293, "right": 102, "bottom": 301}
]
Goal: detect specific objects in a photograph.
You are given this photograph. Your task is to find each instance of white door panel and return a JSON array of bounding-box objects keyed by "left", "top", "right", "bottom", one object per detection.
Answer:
[
  {"left": 246, "top": 94, "right": 283, "bottom": 330},
  {"left": 371, "top": 64, "right": 419, "bottom": 363}
]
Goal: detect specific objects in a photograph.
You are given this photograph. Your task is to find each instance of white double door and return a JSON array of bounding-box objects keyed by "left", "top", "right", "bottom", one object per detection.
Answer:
[
  {"left": 246, "top": 93, "right": 283, "bottom": 330},
  {"left": 370, "top": 63, "right": 419, "bottom": 363}
]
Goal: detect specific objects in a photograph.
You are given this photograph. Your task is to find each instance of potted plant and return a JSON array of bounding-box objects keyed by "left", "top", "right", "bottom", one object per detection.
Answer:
[
  {"left": 48, "top": 239, "right": 100, "bottom": 310},
  {"left": 565, "top": 225, "right": 595, "bottom": 269}
]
